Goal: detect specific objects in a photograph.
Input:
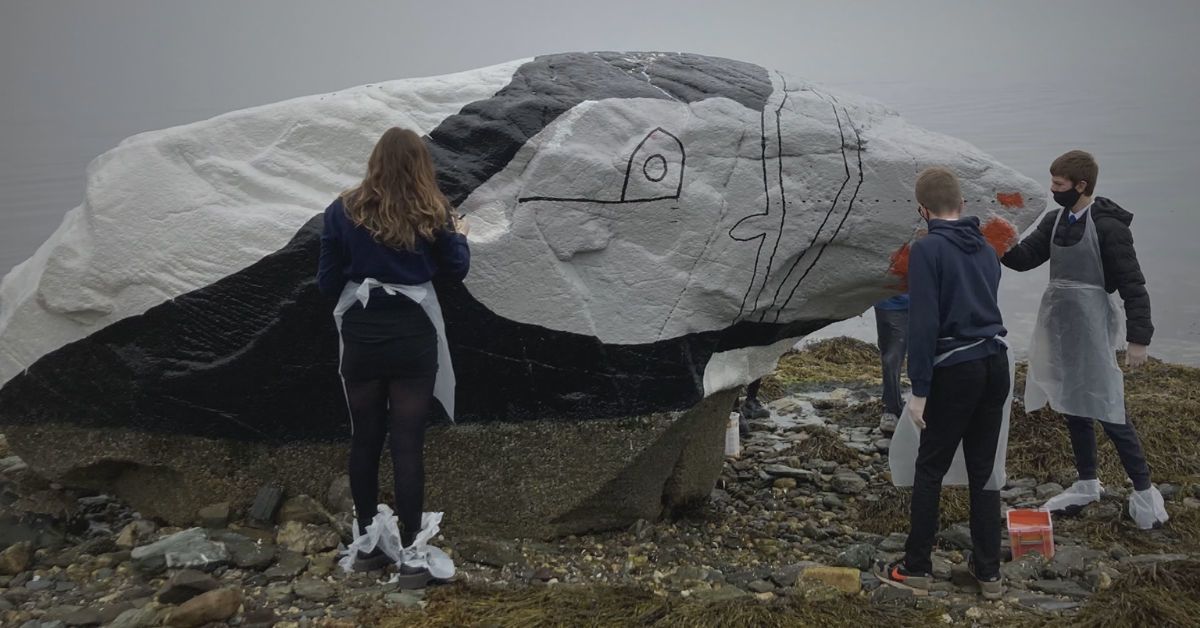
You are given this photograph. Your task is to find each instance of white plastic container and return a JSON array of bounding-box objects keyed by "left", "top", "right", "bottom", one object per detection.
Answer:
[{"left": 724, "top": 412, "right": 741, "bottom": 458}]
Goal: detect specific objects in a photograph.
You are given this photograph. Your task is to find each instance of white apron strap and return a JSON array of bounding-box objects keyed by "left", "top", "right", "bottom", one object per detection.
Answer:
[{"left": 332, "top": 278, "right": 456, "bottom": 423}]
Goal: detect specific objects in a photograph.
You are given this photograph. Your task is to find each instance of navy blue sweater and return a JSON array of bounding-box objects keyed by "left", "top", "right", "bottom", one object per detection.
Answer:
[
  {"left": 907, "top": 217, "right": 1007, "bottom": 397},
  {"left": 316, "top": 197, "right": 470, "bottom": 298}
]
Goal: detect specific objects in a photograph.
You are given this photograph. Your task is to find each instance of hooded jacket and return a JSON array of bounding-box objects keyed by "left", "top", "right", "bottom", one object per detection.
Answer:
[
  {"left": 1001, "top": 197, "right": 1153, "bottom": 346},
  {"left": 907, "top": 217, "right": 1007, "bottom": 398}
]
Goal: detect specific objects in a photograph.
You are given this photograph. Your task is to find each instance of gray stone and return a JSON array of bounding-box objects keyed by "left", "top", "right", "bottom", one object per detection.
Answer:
[
  {"left": 1006, "top": 478, "right": 1039, "bottom": 490},
  {"left": 762, "top": 464, "right": 815, "bottom": 481},
  {"left": 936, "top": 523, "right": 973, "bottom": 551},
  {"left": 1015, "top": 593, "right": 1080, "bottom": 612},
  {"left": 62, "top": 608, "right": 103, "bottom": 627},
  {"left": 835, "top": 544, "right": 876, "bottom": 572},
  {"left": 130, "top": 528, "right": 228, "bottom": 575},
  {"left": 1028, "top": 579, "right": 1091, "bottom": 598},
  {"left": 1000, "top": 487, "right": 1032, "bottom": 501},
  {"left": 1001, "top": 553, "right": 1047, "bottom": 582},
  {"left": 97, "top": 603, "right": 135, "bottom": 625},
  {"left": 1046, "top": 546, "right": 1106, "bottom": 578},
  {"left": 746, "top": 579, "right": 775, "bottom": 594},
  {"left": 156, "top": 569, "right": 220, "bottom": 604},
  {"left": 821, "top": 494, "right": 844, "bottom": 510},
  {"left": 930, "top": 554, "right": 954, "bottom": 580},
  {"left": 831, "top": 471, "right": 867, "bottom": 495},
  {"left": 26, "top": 577, "right": 54, "bottom": 591},
  {"left": 165, "top": 587, "right": 242, "bottom": 628},
  {"left": 196, "top": 502, "right": 230, "bottom": 528},
  {"left": 278, "top": 494, "right": 334, "bottom": 526},
  {"left": 871, "top": 584, "right": 915, "bottom": 604},
  {"left": 453, "top": 536, "right": 524, "bottom": 568},
  {"left": 0, "top": 540, "right": 33, "bottom": 575},
  {"left": 210, "top": 531, "right": 276, "bottom": 571},
  {"left": 248, "top": 485, "right": 285, "bottom": 526},
  {"left": 384, "top": 590, "right": 425, "bottom": 607},
  {"left": 264, "top": 550, "right": 308, "bottom": 580},
  {"left": 1035, "top": 483, "right": 1064, "bottom": 499},
  {"left": 293, "top": 578, "right": 336, "bottom": 602},
  {"left": 265, "top": 582, "right": 294, "bottom": 604},
  {"left": 325, "top": 474, "right": 355, "bottom": 514},
  {"left": 1081, "top": 500, "right": 1122, "bottom": 520},
  {"left": 769, "top": 564, "right": 807, "bottom": 588},
  {"left": 874, "top": 438, "right": 891, "bottom": 452},
  {"left": 878, "top": 532, "right": 908, "bottom": 553},
  {"left": 275, "top": 521, "right": 340, "bottom": 555},
  {"left": 1159, "top": 483, "right": 1180, "bottom": 500}
]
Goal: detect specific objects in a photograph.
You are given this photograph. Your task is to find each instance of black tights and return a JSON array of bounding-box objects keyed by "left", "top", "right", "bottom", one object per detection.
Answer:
[{"left": 345, "top": 376, "right": 434, "bottom": 548}]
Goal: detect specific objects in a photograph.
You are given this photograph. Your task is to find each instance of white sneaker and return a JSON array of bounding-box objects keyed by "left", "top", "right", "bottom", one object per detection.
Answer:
[
  {"left": 1041, "top": 479, "right": 1103, "bottom": 513},
  {"left": 879, "top": 413, "right": 899, "bottom": 435},
  {"left": 1129, "top": 486, "right": 1170, "bottom": 530}
]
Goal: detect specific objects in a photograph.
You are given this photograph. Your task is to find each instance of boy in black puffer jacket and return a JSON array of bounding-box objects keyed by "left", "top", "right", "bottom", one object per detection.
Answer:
[{"left": 1003, "top": 149, "right": 1167, "bottom": 529}]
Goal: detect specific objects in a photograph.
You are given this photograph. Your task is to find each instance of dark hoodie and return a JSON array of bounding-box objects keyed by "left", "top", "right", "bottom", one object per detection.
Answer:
[
  {"left": 907, "top": 216, "right": 1007, "bottom": 398},
  {"left": 1001, "top": 197, "right": 1153, "bottom": 346}
]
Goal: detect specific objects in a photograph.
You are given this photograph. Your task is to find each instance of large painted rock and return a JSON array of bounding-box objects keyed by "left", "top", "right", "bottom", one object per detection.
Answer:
[{"left": 0, "top": 53, "right": 1043, "bottom": 534}]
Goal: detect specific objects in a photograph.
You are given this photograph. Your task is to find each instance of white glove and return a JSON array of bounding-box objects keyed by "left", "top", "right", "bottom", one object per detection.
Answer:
[
  {"left": 907, "top": 396, "right": 927, "bottom": 430},
  {"left": 1126, "top": 343, "right": 1148, "bottom": 368}
]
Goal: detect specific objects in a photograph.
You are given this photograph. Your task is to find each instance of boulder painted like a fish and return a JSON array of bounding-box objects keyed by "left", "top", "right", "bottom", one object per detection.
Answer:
[{"left": 0, "top": 52, "right": 1043, "bottom": 444}]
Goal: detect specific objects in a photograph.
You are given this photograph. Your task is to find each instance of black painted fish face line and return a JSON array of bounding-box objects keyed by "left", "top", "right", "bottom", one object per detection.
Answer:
[{"left": 446, "top": 66, "right": 1045, "bottom": 348}]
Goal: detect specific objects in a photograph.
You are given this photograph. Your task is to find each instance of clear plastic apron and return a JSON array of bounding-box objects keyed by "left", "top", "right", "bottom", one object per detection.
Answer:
[
  {"left": 889, "top": 337, "right": 1014, "bottom": 491},
  {"left": 332, "top": 278, "right": 456, "bottom": 424},
  {"left": 1024, "top": 209, "right": 1126, "bottom": 424}
]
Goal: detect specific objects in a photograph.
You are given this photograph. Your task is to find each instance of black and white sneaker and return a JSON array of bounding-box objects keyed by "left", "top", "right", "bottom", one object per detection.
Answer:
[
  {"left": 966, "top": 552, "right": 1004, "bottom": 600},
  {"left": 880, "top": 559, "right": 933, "bottom": 590}
]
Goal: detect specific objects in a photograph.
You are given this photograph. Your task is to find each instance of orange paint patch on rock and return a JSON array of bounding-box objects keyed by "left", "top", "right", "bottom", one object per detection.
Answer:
[
  {"left": 995, "top": 192, "right": 1024, "bottom": 209},
  {"left": 888, "top": 243, "right": 911, "bottom": 290},
  {"left": 981, "top": 217, "right": 1019, "bottom": 256}
]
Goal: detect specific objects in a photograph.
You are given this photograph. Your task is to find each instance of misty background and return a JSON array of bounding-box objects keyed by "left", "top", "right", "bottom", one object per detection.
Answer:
[{"left": 2, "top": 0, "right": 1198, "bottom": 363}]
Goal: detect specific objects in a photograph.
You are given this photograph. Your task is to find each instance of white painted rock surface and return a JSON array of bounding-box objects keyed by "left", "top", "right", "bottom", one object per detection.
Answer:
[{"left": 0, "top": 52, "right": 1044, "bottom": 442}]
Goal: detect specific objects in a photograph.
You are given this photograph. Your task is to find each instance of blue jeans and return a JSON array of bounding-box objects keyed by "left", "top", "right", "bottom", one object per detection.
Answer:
[{"left": 874, "top": 306, "right": 908, "bottom": 417}]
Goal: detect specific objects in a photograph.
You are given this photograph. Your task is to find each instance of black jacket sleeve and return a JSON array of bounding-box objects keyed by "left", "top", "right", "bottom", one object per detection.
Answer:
[
  {"left": 1096, "top": 217, "right": 1154, "bottom": 345},
  {"left": 1001, "top": 210, "right": 1057, "bottom": 271}
]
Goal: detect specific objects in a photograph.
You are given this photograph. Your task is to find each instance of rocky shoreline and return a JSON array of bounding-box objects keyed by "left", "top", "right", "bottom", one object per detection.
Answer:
[{"left": 2, "top": 338, "right": 1198, "bottom": 627}]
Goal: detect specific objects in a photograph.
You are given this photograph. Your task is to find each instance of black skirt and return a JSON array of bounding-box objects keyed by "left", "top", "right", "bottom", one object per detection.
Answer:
[{"left": 339, "top": 288, "right": 438, "bottom": 382}]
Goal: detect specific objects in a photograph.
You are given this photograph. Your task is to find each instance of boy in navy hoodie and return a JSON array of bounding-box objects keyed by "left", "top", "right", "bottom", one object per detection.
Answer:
[{"left": 885, "top": 167, "right": 1010, "bottom": 600}]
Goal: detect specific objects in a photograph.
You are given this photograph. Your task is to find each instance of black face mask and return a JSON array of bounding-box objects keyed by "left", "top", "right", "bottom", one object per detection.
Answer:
[{"left": 1053, "top": 186, "right": 1082, "bottom": 209}]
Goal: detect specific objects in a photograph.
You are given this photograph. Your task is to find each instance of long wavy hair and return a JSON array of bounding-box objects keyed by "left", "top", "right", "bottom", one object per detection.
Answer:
[{"left": 341, "top": 127, "right": 451, "bottom": 250}]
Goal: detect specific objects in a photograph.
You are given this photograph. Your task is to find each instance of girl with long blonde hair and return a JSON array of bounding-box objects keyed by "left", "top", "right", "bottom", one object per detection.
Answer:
[{"left": 317, "top": 127, "right": 469, "bottom": 582}]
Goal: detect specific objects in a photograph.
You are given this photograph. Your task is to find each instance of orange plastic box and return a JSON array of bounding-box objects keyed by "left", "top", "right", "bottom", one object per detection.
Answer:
[{"left": 1007, "top": 509, "right": 1055, "bottom": 559}]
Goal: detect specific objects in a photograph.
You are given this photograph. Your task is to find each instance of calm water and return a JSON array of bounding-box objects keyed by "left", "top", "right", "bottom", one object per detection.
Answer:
[{"left": 2, "top": 75, "right": 1198, "bottom": 364}]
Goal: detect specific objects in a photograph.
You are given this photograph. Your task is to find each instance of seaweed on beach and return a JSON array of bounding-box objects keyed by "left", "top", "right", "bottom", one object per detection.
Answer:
[
  {"left": 853, "top": 486, "right": 972, "bottom": 535},
  {"left": 366, "top": 582, "right": 943, "bottom": 628},
  {"left": 788, "top": 426, "right": 863, "bottom": 466},
  {"left": 760, "top": 338, "right": 882, "bottom": 400},
  {"left": 1026, "top": 559, "right": 1200, "bottom": 628}
]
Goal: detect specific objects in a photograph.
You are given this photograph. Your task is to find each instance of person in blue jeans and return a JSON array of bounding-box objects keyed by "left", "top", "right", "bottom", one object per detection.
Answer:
[{"left": 875, "top": 294, "right": 909, "bottom": 435}]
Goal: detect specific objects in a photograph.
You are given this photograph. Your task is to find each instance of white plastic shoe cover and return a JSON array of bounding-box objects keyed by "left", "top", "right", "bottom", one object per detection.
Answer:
[
  {"left": 1041, "top": 479, "right": 1103, "bottom": 513},
  {"left": 1129, "top": 486, "right": 1169, "bottom": 530},
  {"left": 338, "top": 505, "right": 456, "bottom": 579}
]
